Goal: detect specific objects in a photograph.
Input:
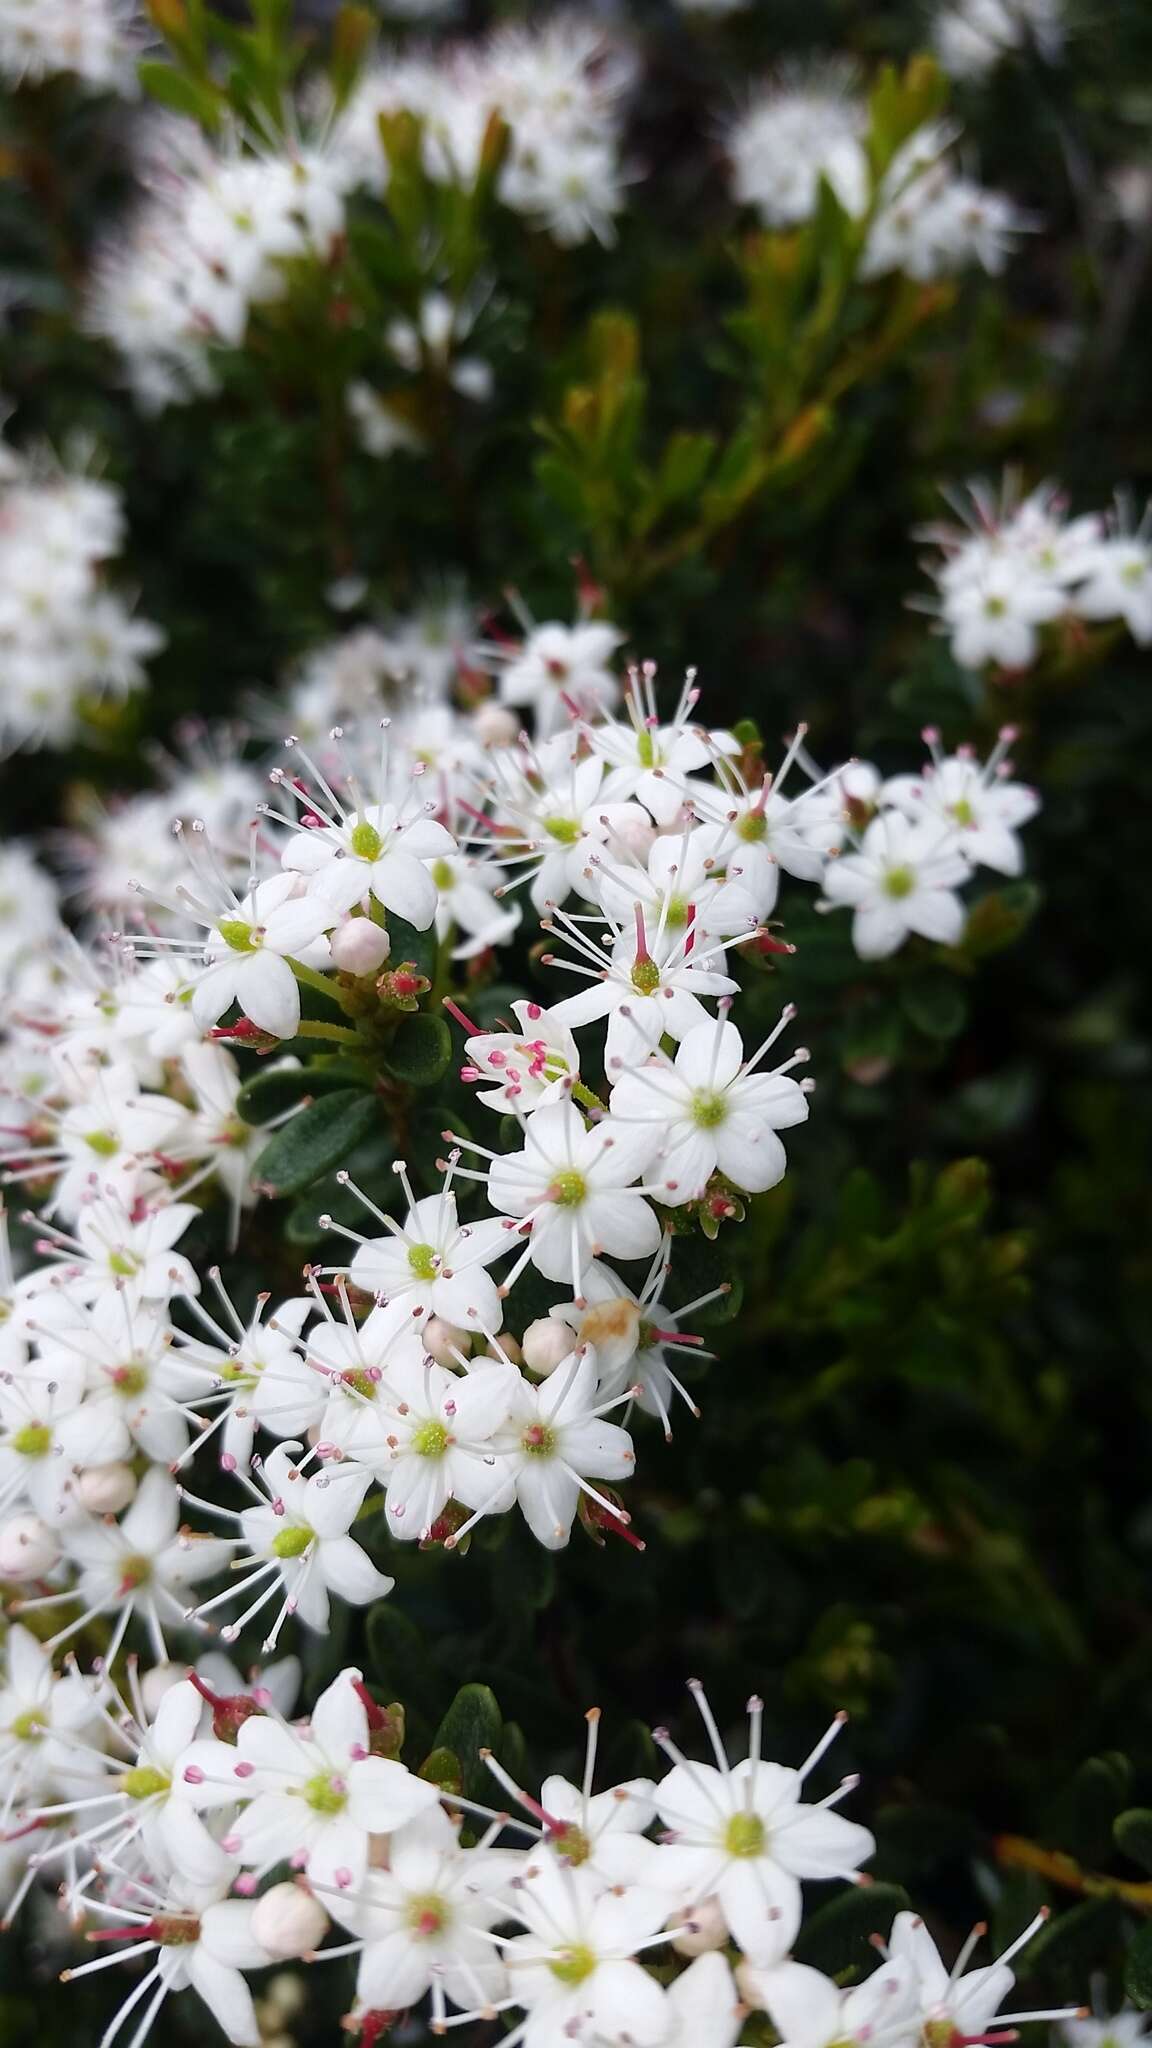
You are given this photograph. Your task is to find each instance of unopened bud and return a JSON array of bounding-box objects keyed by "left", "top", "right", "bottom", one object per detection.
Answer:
[
  {"left": 596, "top": 802, "right": 656, "bottom": 862},
  {"left": 487, "top": 1333, "right": 523, "bottom": 1365},
  {"left": 140, "top": 1662, "right": 191, "bottom": 1717},
  {"left": 670, "top": 1894, "right": 729, "bottom": 1956},
  {"left": 423, "top": 1316, "right": 471, "bottom": 1366},
  {"left": 331, "top": 919, "right": 391, "bottom": 975},
  {"left": 251, "top": 1881, "right": 330, "bottom": 1960},
  {"left": 472, "top": 703, "right": 520, "bottom": 748},
  {"left": 0, "top": 1512, "right": 58, "bottom": 1580},
  {"left": 521, "top": 1317, "right": 573, "bottom": 1375},
  {"left": 75, "top": 1461, "right": 137, "bottom": 1514}
]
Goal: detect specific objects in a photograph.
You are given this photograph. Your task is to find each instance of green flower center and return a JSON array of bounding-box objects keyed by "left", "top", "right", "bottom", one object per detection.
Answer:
[
  {"left": 983, "top": 595, "right": 1007, "bottom": 617},
  {"left": 350, "top": 821, "right": 384, "bottom": 861},
  {"left": 1122, "top": 558, "right": 1147, "bottom": 585},
  {"left": 109, "top": 1251, "right": 140, "bottom": 1277},
  {"left": 271, "top": 1524, "right": 314, "bottom": 1559},
  {"left": 10, "top": 1709, "right": 46, "bottom": 1741},
  {"left": 521, "top": 1422, "right": 557, "bottom": 1458},
  {"left": 407, "top": 1242, "right": 439, "bottom": 1281},
  {"left": 550, "top": 1944, "right": 597, "bottom": 1987},
  {"left": 883, "top": 866, "right": 915, "bottom": 900},
  {"left": 120, "top": 1765, "right": 171, "bottom": 1801},
  {"left": 738, "top": 809, "right": 768, "bottom": 843},
  {"left": 549, "top": 1170, "right": 586, "bottom": 1209},
  {"left": 119, "top": 1554, "right": 152, "bottom": 1588},
  {"left": 219, "top": 1359, "right": 259, "bottom": 1386},
  {"left": 303, "top": 1771, "right": 347, "bottom": 1815},
  {"left": 85, "top": 1130, "right": 119, "bottom": 1157},
  {"left": 950, "top": 799, "right": 976, "bottom": 826},
  {"left": 342, "top": 1369, "right": 378, "bottom": 1401},
  {"left": 551, "top": 1821, "right": 591, "bottom": 1867},
  {"left": 432, "top": 858, "right": 455, "bottom": 888},
  {"left": 544, "top": 815, "right": 581, "bottom": 845},
  {"left": 691, "top": 1091, "right": 727, "bottom": 1129},
  {"left": 12, "top": 1423, "right": 51, "bottom": 1458},
  {"left": 636, "top": 731, "right": 657, "bottom": 769},
  {"left": 724, "top": 1810, "right": 766, "bottom": 1858},
  {"left": 218, "top": 917, "right": 259, "bottom": 953},
  {"left": 411, "top": 1420, "right": 451, "bottom": 1459},
  {"left": 406, "top": 1891, "right": 449, "bottom": 1938},
  {"left": 630, "top": 957, "right": 661, "bottom": 995},
  {"left": 113, "top": 1364, "right": 149, "bottom": 1398}
]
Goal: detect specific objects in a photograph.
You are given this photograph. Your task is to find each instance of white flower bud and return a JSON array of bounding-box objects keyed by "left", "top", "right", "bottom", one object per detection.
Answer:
[
  {"left": 330, "top": 918, "right": 391, "bottom": 975},
  {"left": 487, "top": 1333, "right": 523, "bottom": 1366},
  {"left": 251, "top": 1882, "right": 330, "bottom": 1960},
  {"left": 75, "top": 1461, "right": 137, "bottom": 1514},
  {"left": 670, "top": 1894, "right": 729, "bottom": 1956},
  {"left": 423, "top": 1316, "right": 471, "bottom": 1366},
  {"left": 472, "top": 703, "right": 520, "bottom": 747},
  {"left": 0, "top": 1512, "right": 58, "bottom": 1580},
  {"left": 594, "top": 801, "right": 656, "bottom": 863},
  {"left": 140, "top": 1662, "right": 191, "bottom": 1717},
  {"left": 521, "top": 1317, "right": 574, "bottom": 1375}
]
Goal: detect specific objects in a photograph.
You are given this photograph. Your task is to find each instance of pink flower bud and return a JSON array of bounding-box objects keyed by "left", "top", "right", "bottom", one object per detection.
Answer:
[
  {"left": 75, "top": 1461, "right": 137, "bottom": 1514},
  {"left": 521, "top": 1317, "right": 574, "bottom": 1376},
  {"left": 423, "top": 1316, "right": 471, "bottom": 1366},
  {"left": 596, "top": 802, "right": 656, "bottom": 863},
  {"left": 670, "top": 1894, "right": 729, "bottom": 1957},
  {"left": 331, "top": 919, "right": 391, "bottom": 975},
  {"left": 0, "top": 1512, "right": 58, "bottom": 1580},
  {"left": 472, "top": 703, "right": 520, "bottom": 747}
]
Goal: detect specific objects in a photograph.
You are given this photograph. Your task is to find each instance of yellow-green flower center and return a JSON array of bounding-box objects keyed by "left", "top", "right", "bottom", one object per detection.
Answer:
[
  {"left": 521, "top": 1422, "right": 557, "bottom": 1458},
  {"left": 550, "top": 1170, "right": 586, "bottom": 1209},
  {"left": 407, "top": 1242, "right": 439, "bottom": 1281},
  {"left": 85, "top": 1130, "right": 119, "bottom": 1157},
  {"left": 406, "top": 1891, "right": 449, "bottom": 1938},
  {"left": 630, "top": 957, "right": 661, "bottom": 995},
  {"left": 432, "top": 858, "right": 455, "bottom": 888},
  {"left": 724, "top": 1810, "right": 766, "bottom": 1858},
  {"left": 303, "top": 1771, "right": 347, "bottom": 1815},
  {"left": 10, "top": 1709, "right": 46, "bottom": 1741},
  {"left": 113, "top": 1364, "right": 149, "bottom": 1398},
  {"left": 544, "top": 815, "right": 581, "bottom": 845},
  {"left": 551, "top": 1821, "right": 591, "bottom": 1867},
  {"left": 691, "top": 1092, "right": 727, "bottom": 1129},
  {"left": 350, "top": 821, "right": 384, "bottom": 861},
  {"left": 219, "top": 917, "right": 259, "bottom": 953},
  {"left": 119, "top": 1553, "right": 153, "bottom": 1588},
  {"left": 738, "top": 809, "right": 768, "bottom": 843},
  {"left": 120, "top": 1765, "right": 171, "bottom": 1802},
  {"left": 883, "top": 866, "right": 915, "bottom": 900},
  {"left": 412, "top": 1419, "right": 451, "bottom": 1459},
  {"left": 950, "top": 799, "right": 976, "bottom": 826},
  {"left": 550, "top": 1944, "right": 597, "bottom": 1987},
  {"left": 12, "top": 1423, "right": 51, "bottom": 1458},
  {"left": 271, "top": 1524, "right": 314, "bottom": 1559}
]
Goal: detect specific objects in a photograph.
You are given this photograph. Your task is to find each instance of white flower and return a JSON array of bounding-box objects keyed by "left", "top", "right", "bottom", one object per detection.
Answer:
[
  {"left": 184, "top": 1442, "right": 393, "bottom": 1651},
  {"left": 1075, "top": 531, "right": 1152, "bottom": 645},
  {"left": 729, "top": 77, "right": 868, "bottom": 227},
  {"left": 481, "top": 1707, "right": 657, "bottom": 1884},
  {"left": 482, "top": 1340, "right": 636, "bottom": 1549},
  {"left": 459, "top": 998, "right": 583, "bottom": 1113},
  {"left": 882, "top": 728, "right": 1040, "bottom": 877},
  {"left": 740, "top": 1956, "right": 919, "bottom": 2048},
  {"left": 497, "top": 621, "right": 623, "bottom": 737},
  {"left": 652, "top": 1687, "right": 874, "bottom": 1965},
  {"left": 885, "top": 1908, "right": 1080, "bottom": 2038},
  {"left": 184, "top": 1665, "right": 439, "bottom": 1896},
  {"left": 502, "top": 1853, "right": 672, "bottom": 2046},
  {"left": 821, "top": 813, "right": 972, "bottom": 959},
  {"left": 339, "top": 1159, "right": 511, "bottom": 1342},
  {"left": 341, "top": 1803, "right": 514, "bottom": 2023},
  {"left": 362, "top": 1351, "right": 520, "bottom": 1542},
  {"left": 607, "top": 1013, "right": 810, "bottom": 1203},
  {"left": 481, "top": 1099, "right": 663, "bottom": 1295},
  {"left": 188, "top": 868, "right": 335, "bottom": 1043},
  {"left": 668, "top": 1952, "right": 747, "bottom": 2048},
  {"left": 586, "top": 668, "right": 737, "bottom": 826},
  {"left": 60, "top": 1875, "right": 276, "bottom": 2048},
  {"left": 939, "top": 557, "right": 1066, "bottom": 670},
  {"left": 544, "top": 900, "right": 741, "bottom": 1068}
]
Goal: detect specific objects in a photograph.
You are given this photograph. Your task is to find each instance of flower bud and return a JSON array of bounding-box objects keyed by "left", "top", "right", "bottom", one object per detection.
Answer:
[
  {"left": 0, "top": 1512, "right": 58, "bottom": 1580},
  {"left": 521, "top": 1317, "right": 573, "bottom": 1375},
  {"left": 670, "top": 1894, "right": 729, "bottom": 1956},
  {"left": 593, "top": 802, "right": 656, "bottom": 863},
  {"left": 487, "top": 1333, "right": 523, "bottom": 1365},
  {"left": 423, "top": 1316, "right": 471, "bottom": 1366},
  {"left": 331, "top": 919, "right": 391, "bottom": 975},
  {"left": 472, "top": 703, "right": 520, "bottom": 748},
  {"left": 140, "top": 1662, "right": 191, "bottom": 1717},
  {"left": 250, "top": 1881, "right": 330, "bottom": 1960},
  {"left": 75, "top": 1461, "right": 137, "bottom": 1514}
]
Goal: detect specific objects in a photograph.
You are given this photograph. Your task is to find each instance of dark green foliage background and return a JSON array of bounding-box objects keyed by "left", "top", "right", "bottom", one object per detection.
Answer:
[{"left": 3, "top": 1, "right": 1152, "bottom": 2042}]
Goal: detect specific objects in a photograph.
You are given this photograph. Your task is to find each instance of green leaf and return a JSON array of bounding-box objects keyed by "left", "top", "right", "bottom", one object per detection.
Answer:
[
  {"left": 1116, "top": 1808, "right": 1152, "bottom": 1873},
  {"left": 793, "top": 1882, "right": 909, "bottom": 1975},
  {"left": 384, "top": 911, "right": 440, "bottom": 986},
  {"left": 901, "top": 974, "right": 969, "bottom": 1040},
  {"left": 381, "top": 1012, "right": 452, "bottom": 1088},
  {"left": 432, "top": 1684, "right": 503, "bottom": 1804},
  {"left": 958, "top": 882, "right": 1042, "bottom": 962},
  {"left": 137, "top": 58, "right": 218, "bottom": 123},
  {"left": 418, "top": 1746, "right": 463, "bottom": 1796},
  {"left": 235, "top": 1061, "right": 367, "bottom": 1126},
  {"left": 252, "top": 1089, "right": 378, "bottom": 1199}
]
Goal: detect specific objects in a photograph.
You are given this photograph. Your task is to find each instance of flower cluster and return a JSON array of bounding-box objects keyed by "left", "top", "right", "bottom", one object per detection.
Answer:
[
  {"left": 0, "top": 435, "right": 163, "bottom": 753},
  {"left": 2, "top": 1659, "right": 1080, "bottom": 2048},
  {"left": 917, "top": 479, "right": 1152, "bottom": 671},
  {"left": 729, "top": 80, "right": 1027, "bottom": 278},
  {"left": 329, "top": 17, "right": 634, "bottom": 248},
  {"left": 0, "top": 0, "right": 141, "bottom": 93}
]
